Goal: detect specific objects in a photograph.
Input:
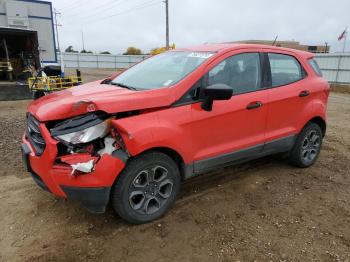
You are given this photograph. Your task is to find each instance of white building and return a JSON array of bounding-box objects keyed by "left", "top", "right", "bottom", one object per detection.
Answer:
[{"left": 0, "top": 0, "right": 56, "bottom": 63}]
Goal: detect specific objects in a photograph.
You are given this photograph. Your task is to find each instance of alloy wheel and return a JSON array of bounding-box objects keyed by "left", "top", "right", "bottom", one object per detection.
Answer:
[
  {"left": 301, "top": 130, "right": 321, "bottom": 163},
  {"left": 128, "top": 166, "right": 173, "bottom": 215}
]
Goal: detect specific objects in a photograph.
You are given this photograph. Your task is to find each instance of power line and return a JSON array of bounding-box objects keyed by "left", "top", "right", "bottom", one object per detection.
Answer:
[
  {"left": 64, "top": 0, "right": 162, "bottom": 24},
  {"left": 55, "top": 0, "right": 164, "bottom": 53},
  {"left": 63, "top": 0, "right": 126, "bottom": 17},
  {"left": 98, "top": 0, "right": 161, "bottom": 21},
  {"left": 58, "top": 0, "right": 86, "bottom": 11}
]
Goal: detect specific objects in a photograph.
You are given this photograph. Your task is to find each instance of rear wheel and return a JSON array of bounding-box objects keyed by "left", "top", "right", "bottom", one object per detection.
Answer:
[
  {"left": 111, "top": 151, "right": 181, "bottom": 224},
  {"left": 289, "top": 122, "right": 323, "bottom": 167}
]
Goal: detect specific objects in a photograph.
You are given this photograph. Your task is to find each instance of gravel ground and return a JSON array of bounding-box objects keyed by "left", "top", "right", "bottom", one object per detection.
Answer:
[
  {"left": 0, "top": 71, "right": 349, "bottom": 261},
  {"left": 65, "top": 68, "right": 120, "bottom": 83}
]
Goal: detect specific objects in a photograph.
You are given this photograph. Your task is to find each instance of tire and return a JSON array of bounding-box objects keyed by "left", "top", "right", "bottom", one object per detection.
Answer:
[
  {"left": 111, "top": 151, "right": 181, "bottom": 224},
  {"left": 289, "top": 122, "right": 323, "bottom": 168}
]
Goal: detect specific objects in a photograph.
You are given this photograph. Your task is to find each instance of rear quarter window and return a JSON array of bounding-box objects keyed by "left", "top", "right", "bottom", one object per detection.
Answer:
[{"left": 308, "top": 58, "right": 323, "bottom": 76}]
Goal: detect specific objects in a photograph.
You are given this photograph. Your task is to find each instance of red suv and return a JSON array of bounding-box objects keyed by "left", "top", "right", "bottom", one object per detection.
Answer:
[{"left": 22, "top": 44, "right": 329, "bottom": 224}]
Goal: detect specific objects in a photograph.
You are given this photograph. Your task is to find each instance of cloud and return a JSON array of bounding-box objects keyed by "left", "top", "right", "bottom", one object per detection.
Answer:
[{"left": 51, "top": 0, "right": 350, "bottom": 53}]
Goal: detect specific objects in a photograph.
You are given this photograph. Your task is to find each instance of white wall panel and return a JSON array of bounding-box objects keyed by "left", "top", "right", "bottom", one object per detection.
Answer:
[{"left": 60, "top": 53, "right": 149, "bottom": 69}]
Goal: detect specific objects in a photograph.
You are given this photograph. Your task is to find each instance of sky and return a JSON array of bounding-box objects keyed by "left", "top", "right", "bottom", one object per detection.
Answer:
[{"left": 50, "top": 0, "right": 350, "bottom": 54}]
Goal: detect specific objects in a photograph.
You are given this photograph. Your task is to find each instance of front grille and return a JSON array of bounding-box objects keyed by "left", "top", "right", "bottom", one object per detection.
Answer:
[{"left": 26, "top": 114, "right": 46, "bottom": 155}]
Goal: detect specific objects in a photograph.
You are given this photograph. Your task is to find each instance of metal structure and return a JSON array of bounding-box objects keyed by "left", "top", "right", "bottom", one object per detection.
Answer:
[
  {"left": 0, "top": 60, "right": 13, "bottom": 80},
  {"left": 28, "top": 75, "right": 82, "bottom": 92}
]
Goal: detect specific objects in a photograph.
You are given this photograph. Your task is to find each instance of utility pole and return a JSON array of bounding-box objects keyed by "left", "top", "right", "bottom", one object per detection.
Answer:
[
  {"left": 81, "top": 30, "right": 85, "bottom": 51},
  {"left": 164, "top": 0, "right": 169, "bottom": 49},
  {"left": 53, "top": 9, "right": 61, "bottom": 53},
  {"left": 53, "top": 8, "right": 64, "bottom": 76}
]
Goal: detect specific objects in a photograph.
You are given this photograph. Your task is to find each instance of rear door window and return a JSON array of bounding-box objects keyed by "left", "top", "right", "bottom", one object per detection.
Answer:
[{"left": 268, "top": 53, "right": 304, "bottom": 87}]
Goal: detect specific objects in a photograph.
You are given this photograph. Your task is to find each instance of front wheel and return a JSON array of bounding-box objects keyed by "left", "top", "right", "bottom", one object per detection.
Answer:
[
  {"left": 111, "top": 151, "right": 181, "bottom": 224},
  {"left": 289, "top": 122, "right": 323, "bottom": 168}
]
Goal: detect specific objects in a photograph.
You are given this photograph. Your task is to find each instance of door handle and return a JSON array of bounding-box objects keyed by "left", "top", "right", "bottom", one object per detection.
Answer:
[
  {"left": 246, "top": 101, "right": 263, "bottom": 110},
  {"left": 299, "top": 90, "right": 310, "bottom": 97}
]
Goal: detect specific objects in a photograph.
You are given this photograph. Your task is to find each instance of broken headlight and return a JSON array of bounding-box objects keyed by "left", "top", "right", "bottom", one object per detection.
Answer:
[{"left": 50, "top": 112, "right": 111, "bottom": 145}]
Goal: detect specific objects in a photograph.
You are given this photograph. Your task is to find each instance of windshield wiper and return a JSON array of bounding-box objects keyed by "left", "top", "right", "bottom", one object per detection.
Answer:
[{"left": 110, "top": 82, "right": 138, "bottom": 91}]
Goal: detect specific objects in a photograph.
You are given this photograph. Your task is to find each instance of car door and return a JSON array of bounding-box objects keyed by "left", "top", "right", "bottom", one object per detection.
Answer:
[
  {"left": 263, "top": 50, "right": 312, "bottom": 151},
  {"left": 189, "top": 50, "right": 269, "bottom": 173}
]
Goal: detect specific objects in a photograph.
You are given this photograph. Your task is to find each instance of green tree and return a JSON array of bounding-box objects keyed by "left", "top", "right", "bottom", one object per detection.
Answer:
[
  {"left": 123, "top": 47, "right": 142, "bottom": 55},
  {"left": 100, "top": 51, "right": 111, "bottom": 54},
  {"left": 81, "top": 49, "right": 93, "bottom": 53},
  {"left": 65, "top": 46, "right": 78, "bottom": 53}
]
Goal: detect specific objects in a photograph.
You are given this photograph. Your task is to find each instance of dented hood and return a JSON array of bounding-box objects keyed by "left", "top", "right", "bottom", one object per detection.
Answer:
[{"left": 28, "top": 80, "right": 175, "bottom": 121}]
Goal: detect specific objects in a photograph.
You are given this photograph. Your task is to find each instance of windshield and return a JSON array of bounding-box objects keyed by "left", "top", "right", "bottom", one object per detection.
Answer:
[{"left": 111, "top": 51, "right": 214, "bottom": 90}]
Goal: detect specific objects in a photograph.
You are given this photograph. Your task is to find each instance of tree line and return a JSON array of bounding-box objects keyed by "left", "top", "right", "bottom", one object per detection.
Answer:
[
  {"left": 64, "top": 44, "right": 175, "bottom": 55},
  {"left": 64, "top": 46, "right": 111, "bottom": 54}
]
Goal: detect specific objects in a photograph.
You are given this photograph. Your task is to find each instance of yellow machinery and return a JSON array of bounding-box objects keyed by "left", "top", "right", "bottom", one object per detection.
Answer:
[
  {"left": 28, "top": 69, "right": 83, "bottom": 99},
  {"left": 28, "top": 75, "right": 82, "bottom": 92},
  {"left": 150, "top": 43, "right": 176, "bottom": 55},
  {"left": 0, "top": 60, "right": 13, "bottom": 81}
]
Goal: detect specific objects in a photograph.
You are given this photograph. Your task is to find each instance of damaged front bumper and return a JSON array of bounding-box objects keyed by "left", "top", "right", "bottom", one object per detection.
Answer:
[{"left": 21, "top": 124, "right": 127, "bottom": 213}]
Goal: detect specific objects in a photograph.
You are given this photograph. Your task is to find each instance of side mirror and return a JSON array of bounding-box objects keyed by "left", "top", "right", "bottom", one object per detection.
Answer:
[{"left": 201, "top": 84, "right": 233, "bottom": 111}]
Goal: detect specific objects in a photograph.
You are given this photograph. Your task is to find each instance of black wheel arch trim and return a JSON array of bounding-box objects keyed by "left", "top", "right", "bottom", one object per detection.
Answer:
[{"left": 308, "top": 116, "right": 326, "bottom": 137}]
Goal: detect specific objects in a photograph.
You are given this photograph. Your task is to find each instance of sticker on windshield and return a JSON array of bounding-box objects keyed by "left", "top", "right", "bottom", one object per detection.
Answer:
[
  {"left": 163, "top": 80, "right": 173, "bottom": 86},
  {"left": 187, "top": 52, "right": 213, "bottom": 59}
]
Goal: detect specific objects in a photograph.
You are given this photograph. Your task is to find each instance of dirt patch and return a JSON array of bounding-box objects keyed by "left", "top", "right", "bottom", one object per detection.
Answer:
[
  {"left": 331, "top": 84, "right": 350, "bottom": 94},
  {"left": 0, "top": 92, "right": 349, "bottom": 261},
  {"left": 0, "top": 100, "right": 29, "bottom": 178},
  {"left": 65, "top": 68, "right": 121, "bottom": 83}
]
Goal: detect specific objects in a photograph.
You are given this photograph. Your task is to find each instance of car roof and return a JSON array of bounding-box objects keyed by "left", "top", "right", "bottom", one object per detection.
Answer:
[{"left": 176, "top": 43, "right": 314, "bottom": 59}]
